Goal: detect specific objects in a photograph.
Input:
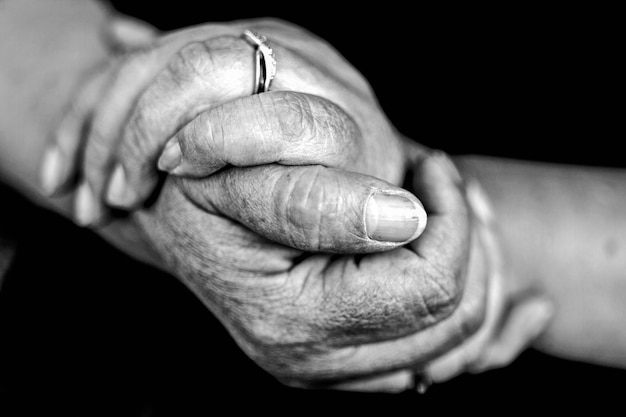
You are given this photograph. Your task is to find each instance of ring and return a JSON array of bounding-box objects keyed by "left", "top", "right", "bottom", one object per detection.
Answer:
[{"left": 242, "top": 30, "right": 277, "bottom": 94}]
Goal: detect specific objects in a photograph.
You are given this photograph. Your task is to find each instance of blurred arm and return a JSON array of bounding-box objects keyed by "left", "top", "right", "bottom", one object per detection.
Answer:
[
  {"left": 457, "top": 155, "right": 626, "bottom": 368},
  {"left": 0, "top": 0, "right": 163, "bottom": 266},
  {"left": 0, "top": 0, "right": 110, "bottom": 208}
]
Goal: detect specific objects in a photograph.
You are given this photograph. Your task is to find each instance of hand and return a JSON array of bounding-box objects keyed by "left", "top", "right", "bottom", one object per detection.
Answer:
[
  {"left": 41, "top": 19, "right": 422, "bottom": 227},
  {"left": 133, "top": 151, "right": 490, "bottom": 387},
  {"left": 37, "top": 17, "right": 552, "bottom": 390}
]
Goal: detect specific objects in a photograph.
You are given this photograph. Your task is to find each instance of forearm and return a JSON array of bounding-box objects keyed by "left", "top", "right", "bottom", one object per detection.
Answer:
[
  {"left": 0, "top": 0, "right": 161, "bottom": 267},
  {"left": 456, "top": 155, "right": 626, "bottom": 368},
  {"left": 0, "top": 0, "right": 112, "bottom": 207}
]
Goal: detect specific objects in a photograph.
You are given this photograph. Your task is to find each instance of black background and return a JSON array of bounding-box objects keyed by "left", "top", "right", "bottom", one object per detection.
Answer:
[{"left": 0, "top": 1, "right": 623, "bottom": 415}]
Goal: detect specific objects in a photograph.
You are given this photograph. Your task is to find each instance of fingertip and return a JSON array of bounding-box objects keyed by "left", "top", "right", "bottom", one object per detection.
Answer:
[
  {"left": 157, "top": 137, "right": 182, "bottom": 174},
  {"left": 105, "top": 164, "right": 137, "bottom": 208},
  {"left": 74, "top": 181, "right": 99, "bottom": 227},
  {"left": 40, "top": 146, "right": 66, "bottom": 196}
]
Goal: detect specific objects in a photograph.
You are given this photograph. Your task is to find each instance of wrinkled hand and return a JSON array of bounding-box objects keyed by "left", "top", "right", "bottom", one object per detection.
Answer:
[
  {"left": 134, "top": 150, "right": 490, "bottom": 387},
  {"left": 38, "top": 18, "right": 552, "bottom": 390},
  {"left": 42, "top": 19, "right": 422, "bottom": 228}
]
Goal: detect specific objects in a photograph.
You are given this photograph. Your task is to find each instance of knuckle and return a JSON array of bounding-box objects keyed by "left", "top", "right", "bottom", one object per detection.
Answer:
[
  {"left": 270, "top": 92, "right": 359, "bottom": 161},
  {"left": 168, "top": 36, "right": 247, "bottom": 84},
  {"left": 280, "top": 166, "right": 339, "bottom": 251},
  {"left": 272, "top": 92, "right": 317, "bottom": 142},
  {"left": 169, "top": 41, "right": 214, "bottom": 83}
]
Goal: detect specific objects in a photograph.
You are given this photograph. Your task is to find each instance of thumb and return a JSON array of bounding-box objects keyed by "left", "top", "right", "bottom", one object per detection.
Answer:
[{"left": 178, "top": 164, "right": 427, "bottom": 253}]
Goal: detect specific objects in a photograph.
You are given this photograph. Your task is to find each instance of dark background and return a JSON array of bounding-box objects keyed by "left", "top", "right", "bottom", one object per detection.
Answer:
[{"left": 0, "top": 1, "right": 623, "bottom": 415}]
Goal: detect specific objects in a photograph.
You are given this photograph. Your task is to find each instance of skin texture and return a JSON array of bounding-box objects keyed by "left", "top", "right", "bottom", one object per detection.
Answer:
[
  {"left": 46, "top": 18, "right": 500, "bottom": 385},
  {"left": 46, "top": 21, "right": 416, "bottom": 226},
  {"left": 133, "top": 155, "right": 490, "bottom": 384},
  {"left": 0, "top": 0, "right": 554, "bottom": 391}
]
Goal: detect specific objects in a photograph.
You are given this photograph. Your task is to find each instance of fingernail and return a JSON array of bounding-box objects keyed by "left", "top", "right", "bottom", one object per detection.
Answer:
[
  {"left": 157, "top": 138, "right": 182, "bottom": 173},
  {"left": 40, "top": 147, "right": 66, "bottom": 195},
  {"left": 74, "top": 182, "right": 98, "bottom": 227},
  {"left": 365, "top": 192, "right": 427, "bottom": 242},
  {"left": 106, "top": 164, "right": 133, "bottom": 207}
]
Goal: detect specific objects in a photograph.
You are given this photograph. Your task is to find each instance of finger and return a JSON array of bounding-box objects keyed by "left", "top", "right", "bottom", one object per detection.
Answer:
[
  {"left": 323, "top": 370, "right": 414, "bottom": 393},
  {"left": 195, "top": 154, "right": 481, "bottom": 383},
  {"left": 104, "top": 35, "right": 258, "bottom": 208},
  {"left": 180, "top": 165, "right": 427, "bottom": 253},
  {"left": 107, "top": 35, "right": 376, "bottom": 210},
  {"left": 426, "top": 177, "right": 513, "bottom": 383},
  {"left": 40, "top": 64, "right": 113, "bottom": 196},
  {"left": 285, "top": 154, "right": 484, "bottom": 381},
  {"left": 426, "top": 232, "right": 503, "bottom": 383},
  {"left": 153, "top": 152, "right": 478, "bottom": 383},
  {"left": 410, "top": 152, "right": 467, "bottom": 260},
  {"left": 75, "top": 53, "right": 166, "bottom": 225},
  {"left": 76, "top": 30, "right": 240, "bottom": 225},
  {"left": 157, "top": 91, "right": 361, "bottom": 177},
  {"left": 158, "top": 19, "right": 372, "bottom": 98},
  {"left": 471, "top": 296, "right": 554, "bottom": 373},
  {"left": 428, "top": 296, "right": 552, "bottom": 383},
  {"left": 105, "top": 16, "right": 158, "bottom": 52},
  {"left": 398, "top": 152, "right": 472, "bottom": 317}
]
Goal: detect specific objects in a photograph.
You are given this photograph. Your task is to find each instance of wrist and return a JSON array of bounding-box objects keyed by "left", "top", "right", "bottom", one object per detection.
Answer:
[{"left": 453, "top": 156, "right": 549, "bottom": 302}]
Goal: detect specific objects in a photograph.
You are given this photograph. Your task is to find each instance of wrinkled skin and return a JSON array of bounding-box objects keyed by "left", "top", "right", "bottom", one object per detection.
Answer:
[
  {"left": 48, "top": 18, "right": 496, "bottom": 388},
  {"left": 134, "top": 155, "right": 489, "bottom": 385},
  {"left": 54, "top": 20, "right": 419, "bottom": 222}
]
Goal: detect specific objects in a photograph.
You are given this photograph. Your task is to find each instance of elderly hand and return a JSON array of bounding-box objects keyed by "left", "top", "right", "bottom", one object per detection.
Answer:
[
  {"left": 41, "top": 19, "right": 421, "bottom": 228},
  {"left": 38, "top": 18, "right": 551, "bottom": 391},
  {"left": 135, "top": 150, "right": 491, "bottom": 388}
]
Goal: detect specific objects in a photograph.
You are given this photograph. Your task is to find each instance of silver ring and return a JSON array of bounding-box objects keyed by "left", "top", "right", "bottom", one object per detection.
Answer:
[{"left": 242, "top": 30, "right": 277, "bottom": 94}]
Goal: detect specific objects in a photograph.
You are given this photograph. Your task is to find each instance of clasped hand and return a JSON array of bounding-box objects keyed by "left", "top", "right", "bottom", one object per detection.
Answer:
[{"left": 41, "top": 18, "right": 550, "bottom": 391}]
